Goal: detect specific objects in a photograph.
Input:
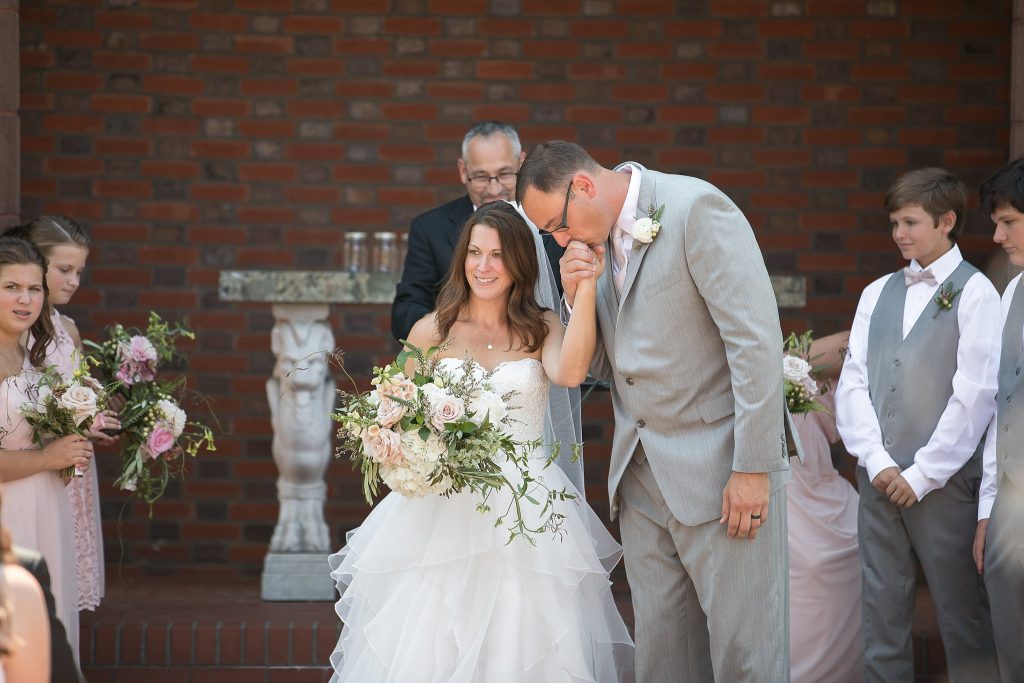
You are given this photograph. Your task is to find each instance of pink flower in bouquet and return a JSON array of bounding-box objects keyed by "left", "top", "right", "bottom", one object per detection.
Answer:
[
  {"left": 361, "top": 424, "right": 405, "bottom": 466},
  {"left": 144, "top": 420, "right": 176, "bottom": 459},
  {"left": 375, "top": 395, "right": 407, "bottom": 428},
  {"left": 116, "top": 336, "right": 159, "bottom": 385}
]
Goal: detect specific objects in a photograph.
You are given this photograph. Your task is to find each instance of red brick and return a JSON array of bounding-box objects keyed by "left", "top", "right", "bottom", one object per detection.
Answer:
[
  {"left": 707, "top": 83, "right": 765, "bottom": 101},
  {"left": 473, "top": 104, "right": 530, "bottom": 121},
  {"left": 20, "top": 93, "right": 54, "bottom": 110},
  {"left": 617, "top": 42, "right": 674, "bottom": 59},
  {"left": 710, "top": 0, "right": 768, "bottom": 15},
  {"left": 797, "top": 253, "right": 857, "bottom": 272},
  {"left": 284, "top": 186, "right": 341, "bottom": 203},
  {"left": 332, "top": 38, "right": 390, "bottom": 56},
  {"left": 333, "top": 164, "right": 390, "bottom": 182},
  {"left": 571, "top": 20, "right": 625, "bottom": 38},
  {"left": 189, "top": 12, "right": 249, "bottom": 32},
  {"left": 612, "top": 84, "right": 669, "bottom": 101},
  {"left": 235, "top": 36, "right": 295, "bottom": 54},
  {"left": 947, "top": 106, "right": 1005, "bottom": 124},
  {"left": 801, "top": 84, "right": 860, "bottom": 102},
  {"left": 476, "top": 61, "right": 534, "bottom": 80},
  {"left": 707, "top": 127, "right": 764, "bottom": 144},
  {"left": 752, "top": 148, "right": 813, "bottom": 166},
  {"left": 241, "top": 78, "right": 300, "bottom": 97},
  {"left": 238, "top": 120, "right": 295, "bottom": 138},
  {"left": 800, "top": 169, "right": 859, "bottom": 187},
  {"left": 92, "top": 223, "right": 151, "bottom": 241},
  {"left": 429, "top": 0, "right": 487, "bottom": 12},
  {"left": 21, "top": 47, "right": 54, "bottom": 69},
  {"left": 382, "top": 59, "right": 439, "bottom": 77},
  {"left": 427, "top": 82, "right": 486, "bottom": 99},
  {"left": 804, "top": 128, "right": 862, "bottom": 146},
  {"left": 758, "top": 63, "right": 816, "bottom": 81},
  {"left": 190, "top": 184, "right": 250, "bottom": 202},
  {"left": 847, "top": 149, "right": 908, "bottom": 166},
  {"left": 284, "top": 15, "right": 345, "bottom": 33},
  {"left": 751, "top": 106, "right": 810, "bottom": 124},
  {"left": 45, "top": 72, "right": 103, "bottom": 91},
  {"left": 757, "top": 19, "right": 815, "bottom": 38},
  {"left": 749, "top": 192, "right": 808, "bottom": 210},
  {"left": 521, "top": 0, "right": 581, "bottom": 12},
  {"left": 192, "top": 141, "right": 251, "bottom": 158},
  {"left": 660, "top": 105, "right": 717, "bottom": 124},
  {"left": 707, "top": 41, "right": 764, "bottom": 59},
  {"left": 140, "top": 117, "right": 200, "bottom": 136},
  {"left": 237, "top": 206, "right": 296, "bottom": 224},
  {"left": 138, "top": 203, "right": 200, "bottom": 222},
  {"left": 44, "top": 114, "right": 103, "bottom": 133},
  {"left": 427, "top": 39, "right": 486, "bottom": 58},
  {"left": 799, "top": 213, "right": 859, "bottom": 232},
  {"left": 287, "top": 58, "right": 345, "bottom": 75},
  {"left": 848, "top": 20, "right": 910, "bottom": 38},
  {"left": 95, "top": 10, "right": 153, "bottom": 29},
  {"left": 192, "top": 55, "right": 251, "bottom": 73},
  {"left": 143, "top": 75, "right": 204, "bottom": 96},
  {"left": 850, "top": 63, "right": 910, "bottom": 81},
  {"left": 91, "top": 94, "right": 151, "bottom": 113},
  {"left": 93, "top": 180, "right": 152, "bottom": 199},
  {"left": 138, "top": 245, "right": 199, "bottom": 263},
  {"left": 522, "top": 40, "right": 578, "bottom": 59},
  {"left": 478, "top": 18, "right": 533, "bottom": 35},
  {"left": 92, "top": 51, "right": 151, "bottom": 70},
  {"left": 192, "top": 99, "right": 251, "bottom": 117},
  {"left": 383, "top": 16, "right": 442, "bottom": 34},
  {"left": 46, "top": 158, "right": 104, "bottom": 175},
  {"left": 91, "top": 268, "right": 152, "bottom": 286},
  {"left": 804, "top": 42, "right": 860, "bottom": 59},
  {"left": 288, "top": 100, "right": 347, "bottom": 118},
  {"left": 567, "top": 106, "right": 623, "bottom": 124},
  {"left": 331, "top": 208, "right": 390, "bottom": 224},
  {"left": 239, "top": 163, "right": 298, "bottom": 182},
  {"left": 847, "top": 107, "right": 906, "bottom": 124},
  {"left": 139, "top": 32, "right": 201, "bottom": 51},
  {"left": 568, "top": 63, "right": 627, "bottom": 80},
  {"left": 708, "top": 169, "right": 766, "bottom": 188},
  {"left": 285, "top": 143, "right": 345, "bottom": 161},
  {"left": 44, "top": 29, "right": 103, "bottom": 48},
  {"left": 378, "top": 145, "right": 435, "bottom": 162}
]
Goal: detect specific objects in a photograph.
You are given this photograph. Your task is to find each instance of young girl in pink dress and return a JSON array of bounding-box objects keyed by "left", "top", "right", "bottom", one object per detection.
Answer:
[
  {"left": 0, "top": 236, "right": 93, "bottom": 659},
  {"left": 13, "top": 216, "right": 119, "bottom": 614}
]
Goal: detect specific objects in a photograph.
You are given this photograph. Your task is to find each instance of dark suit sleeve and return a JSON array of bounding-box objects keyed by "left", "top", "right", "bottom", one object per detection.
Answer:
[
  {"left": 541, "top": 233, "right": 565, "bottom": 298},
  {"left": 14, "top": 548, "right": 84, "bottom": 683},
  {"left": 391, "top": 215, "right": 442, "bottom": 342}
]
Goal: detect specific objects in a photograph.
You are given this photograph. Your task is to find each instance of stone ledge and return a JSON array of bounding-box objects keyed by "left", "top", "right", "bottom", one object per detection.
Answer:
[{"left": 220, "top": 270, "right": 807, "bottom": 308}]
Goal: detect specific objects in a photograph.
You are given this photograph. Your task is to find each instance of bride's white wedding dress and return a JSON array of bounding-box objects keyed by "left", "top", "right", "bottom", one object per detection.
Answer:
[{"left": 328, "top": 357, "right": 635, "bottom": 682}]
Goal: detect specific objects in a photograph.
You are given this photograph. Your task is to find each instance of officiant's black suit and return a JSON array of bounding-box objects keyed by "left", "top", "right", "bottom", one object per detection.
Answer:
[{"left": 391, "top": 195, "right": 565, "bottom": 342}]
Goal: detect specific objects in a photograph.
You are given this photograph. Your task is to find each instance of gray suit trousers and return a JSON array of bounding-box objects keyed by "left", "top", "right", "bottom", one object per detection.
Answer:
[
  {"left": 984, "top": 474, "right": 1024, "bottom": 681},
  {"left": 619, "top": 450, "right": 789, "bottom": 683},
  {"left": 856, "top": 465, "right": 997, "bottom": 683}
]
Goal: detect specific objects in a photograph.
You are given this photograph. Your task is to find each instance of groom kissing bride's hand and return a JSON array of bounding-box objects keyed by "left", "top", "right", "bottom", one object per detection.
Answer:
[{"left": 559, "top": 240, "right": 605, "bottom": 307}]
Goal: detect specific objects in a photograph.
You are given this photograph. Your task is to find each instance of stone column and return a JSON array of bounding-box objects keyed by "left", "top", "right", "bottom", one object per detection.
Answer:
[
  {"left": 219, "top": 270, "right": 398, "bottom": 601},
  {"left": 0, "top": 0, "right": 18, "bottom": 229}
]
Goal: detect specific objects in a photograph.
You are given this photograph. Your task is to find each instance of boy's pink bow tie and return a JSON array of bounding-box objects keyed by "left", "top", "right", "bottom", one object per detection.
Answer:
[{"left": 903, "top": 267, "right": 937, "bottom": 287}]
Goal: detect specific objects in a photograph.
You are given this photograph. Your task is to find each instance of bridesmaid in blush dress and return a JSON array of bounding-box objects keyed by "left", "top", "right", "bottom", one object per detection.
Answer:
[
  {"left": 10, "top": 216, "right": 120, "bottom": 615},
  {"left": 0, "top": 236, "right": 93, "bottom": 660},
  {"left": 788, "top": 331, "right": 863, "bottom": 683}
]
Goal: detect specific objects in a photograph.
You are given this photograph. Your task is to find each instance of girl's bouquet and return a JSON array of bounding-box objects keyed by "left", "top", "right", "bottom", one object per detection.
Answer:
[
  {"left": 84, "top": 311, "right": 216, "bottom": 504},
  {"left": 18, "top": 361, "right": 109, "bottom": 477},
  {"left": 783, "top": 330, "right": 830, "bottom": 415},
  {"left": 332, "top": 343, "right": 577, "bottom": 544}
]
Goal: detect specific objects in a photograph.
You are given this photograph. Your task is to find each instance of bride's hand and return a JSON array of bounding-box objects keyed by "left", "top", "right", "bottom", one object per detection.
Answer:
[{"left": 560, "top": 241, "right": 602, "bottom": 305}]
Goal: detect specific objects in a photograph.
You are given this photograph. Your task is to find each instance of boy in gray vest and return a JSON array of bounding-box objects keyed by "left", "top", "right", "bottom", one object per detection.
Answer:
[
  {"left": 974, "top": 156, "right": 1024, "bottom": 681},
  {"left": 836, "top": 168, "right": 1000, "bottom": 683}
]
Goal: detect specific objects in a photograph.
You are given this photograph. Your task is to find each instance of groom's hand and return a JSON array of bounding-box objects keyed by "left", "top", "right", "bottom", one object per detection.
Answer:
[
  {"left": 559, "top": 241, "right": 603, "bottom": 307},
  {"left": 721, "top": 471, "right": 770, "bottom": 540}
]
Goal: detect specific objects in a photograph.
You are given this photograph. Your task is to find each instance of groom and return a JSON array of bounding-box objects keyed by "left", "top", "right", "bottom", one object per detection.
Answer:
[{"left": 518, "top": 141, "right": 791, "bottom": 682}]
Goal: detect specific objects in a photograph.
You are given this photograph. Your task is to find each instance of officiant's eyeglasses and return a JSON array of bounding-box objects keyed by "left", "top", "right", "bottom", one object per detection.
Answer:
[
  {"left": 467, "top": 172, "right": 518, "bottom": 190},
  {"left": 545, "top": 183, "right": 573, "bottom": 234}
]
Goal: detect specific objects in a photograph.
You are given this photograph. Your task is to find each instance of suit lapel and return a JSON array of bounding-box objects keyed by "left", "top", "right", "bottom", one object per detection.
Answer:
[{"left": 445, "top": 195, "right": 474, "bottom": 249}]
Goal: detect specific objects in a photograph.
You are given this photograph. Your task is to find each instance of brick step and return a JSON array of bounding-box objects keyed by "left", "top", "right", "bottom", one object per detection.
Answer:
[{"left": 80, "top": 574, "right": 948, "bottom": 682}]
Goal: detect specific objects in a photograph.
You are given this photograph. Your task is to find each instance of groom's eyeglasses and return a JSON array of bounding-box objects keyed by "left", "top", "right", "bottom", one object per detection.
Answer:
[{"left": 544, "top": 183, "right": 573, "bottom": 234}]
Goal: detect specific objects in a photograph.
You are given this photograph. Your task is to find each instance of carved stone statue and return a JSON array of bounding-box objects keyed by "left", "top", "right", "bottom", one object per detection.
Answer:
[{"left": 265, "top": 304, "right": 334, "bottom": 553}]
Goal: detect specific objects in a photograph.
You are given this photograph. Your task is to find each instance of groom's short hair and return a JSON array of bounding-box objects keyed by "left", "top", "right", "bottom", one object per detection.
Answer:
[{"left": 515, "top": 140, "right": 601, "bottom": 203}]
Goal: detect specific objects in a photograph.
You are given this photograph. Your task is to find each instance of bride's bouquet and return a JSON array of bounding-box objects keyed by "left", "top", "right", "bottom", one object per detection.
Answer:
[
  {"left": 332, "top": 342, "right": 576, "bottom": 544},
  {"left": 84, "top": 311, "right": 216, "bottom": 504},
  {"left": 18, "top": 362, "right": 109, "bottom": 477},
  {"left": 782, "top": 330, "right": 830, "bottom": 415}
]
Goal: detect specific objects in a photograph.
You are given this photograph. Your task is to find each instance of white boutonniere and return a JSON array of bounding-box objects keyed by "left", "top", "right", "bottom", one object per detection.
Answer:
[{"left": 632, "top": 203, "right": 665, "bottom": 244}]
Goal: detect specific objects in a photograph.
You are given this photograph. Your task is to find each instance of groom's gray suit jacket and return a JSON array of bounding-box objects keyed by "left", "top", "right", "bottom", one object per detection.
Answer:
[{"left": 592, "top": 165, "right": 791, "bottom": 525}]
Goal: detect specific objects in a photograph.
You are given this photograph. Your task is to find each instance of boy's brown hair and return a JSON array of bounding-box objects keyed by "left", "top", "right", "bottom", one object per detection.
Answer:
[{"left": 884, "top": 167, "right": 968, "bottom": 241}]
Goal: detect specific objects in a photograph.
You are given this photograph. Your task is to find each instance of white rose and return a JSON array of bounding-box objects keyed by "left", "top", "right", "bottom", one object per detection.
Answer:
[
  {"left": 58, "top": 384, "right": 98, "bottom": 426},
  {"left": 156, "top": 399, "right": 187, "bottom": 437},
  {"left": 468, "top": 390, "right": 506, "bottom": 426},
  {"left": 782, "top": 355, "right": 812, "bottom": 383},
  {"left": 632, "top": 216, "right": 660, "bottom": 243}
]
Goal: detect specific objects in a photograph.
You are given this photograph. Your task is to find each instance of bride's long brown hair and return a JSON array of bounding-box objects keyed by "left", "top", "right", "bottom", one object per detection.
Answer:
[{"left": 434, "top": 202, "right": 549, "bottom": 352}]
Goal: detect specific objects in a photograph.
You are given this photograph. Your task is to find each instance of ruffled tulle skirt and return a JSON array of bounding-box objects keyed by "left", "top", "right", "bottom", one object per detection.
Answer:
[{"left": 328, "top": 463, "right": 635, "bottom": 682}]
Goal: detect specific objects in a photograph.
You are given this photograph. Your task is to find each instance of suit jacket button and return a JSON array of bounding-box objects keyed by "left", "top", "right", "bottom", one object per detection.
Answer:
[
  {"left": 1007, "top": 396, "right": 1014, "bottom": 404},
  {"left": 625, "top": 377, "right": 635, "bottom": 385},
  {"left": 636, "top": 420, "right": 646, "bottom": 429},
  {"left": 893, "top": 359, "right": 901, "bottom": 367},
  {"left": 1017, "top": 368, "right": 1021, "bottom": 376}
]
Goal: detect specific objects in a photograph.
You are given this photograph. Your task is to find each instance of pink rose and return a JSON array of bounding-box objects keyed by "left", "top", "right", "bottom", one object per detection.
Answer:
[
  {"left": 144, "top": 421, "right": 176, "bottom": 459},
  {"left": 375, "top": 396, "right": 407, "bottom": 428},
  {"left": 361, "top": 425, "right": 404, "bottom": 466},
  {"left": 126, "top": 335, "right": 158, "bottom": 363}
]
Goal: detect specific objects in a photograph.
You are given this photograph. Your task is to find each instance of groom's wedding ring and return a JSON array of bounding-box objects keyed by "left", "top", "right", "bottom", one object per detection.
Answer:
[{"left": 750, "top": 514, "right": 762, "bottom": 520}]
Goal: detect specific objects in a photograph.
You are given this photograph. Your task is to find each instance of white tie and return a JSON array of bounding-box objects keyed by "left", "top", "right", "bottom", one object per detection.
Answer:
[{"left": 610, "top": 224, "right": 628, "bottom": 297}]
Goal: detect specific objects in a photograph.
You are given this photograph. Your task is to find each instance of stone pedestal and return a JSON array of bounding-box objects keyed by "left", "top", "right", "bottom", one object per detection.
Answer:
[{"left": 220, "top": 270, "right": 400, "bottom": 601}]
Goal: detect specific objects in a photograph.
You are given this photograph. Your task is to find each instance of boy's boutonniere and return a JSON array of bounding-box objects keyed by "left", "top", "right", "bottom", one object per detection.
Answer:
[
  {"left": 932, "top": 282, "right": 963, "bottom": 318},
  {"left": 632, "top": 203, "right": 665, "bottom": 244}
]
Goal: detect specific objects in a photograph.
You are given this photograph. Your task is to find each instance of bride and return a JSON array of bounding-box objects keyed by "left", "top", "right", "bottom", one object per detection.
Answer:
[{"left": 328, "top": 201, "right": 635, "bottom": 682}]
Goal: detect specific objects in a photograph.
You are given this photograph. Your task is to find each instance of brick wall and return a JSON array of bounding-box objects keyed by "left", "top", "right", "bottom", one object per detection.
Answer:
[{"left": 18, "top": 0, "right": 1013, "bottom": 576}]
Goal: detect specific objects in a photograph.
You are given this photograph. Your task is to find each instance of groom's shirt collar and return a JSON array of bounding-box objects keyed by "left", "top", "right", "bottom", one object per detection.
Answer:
[{"left": 614, "top": 163, "right": 643, "bottom": 249}]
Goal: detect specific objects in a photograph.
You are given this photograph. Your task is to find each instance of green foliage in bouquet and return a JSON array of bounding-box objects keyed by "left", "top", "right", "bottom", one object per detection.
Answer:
[
  {"left": 332, "top": 342, "right": 579, "bottom": 545},
  {"left": 83, "top": 311, "right": 195, "bottom": 394},
  {"left": 783, "top": 330, "right": 831, "bottom": 415}
]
